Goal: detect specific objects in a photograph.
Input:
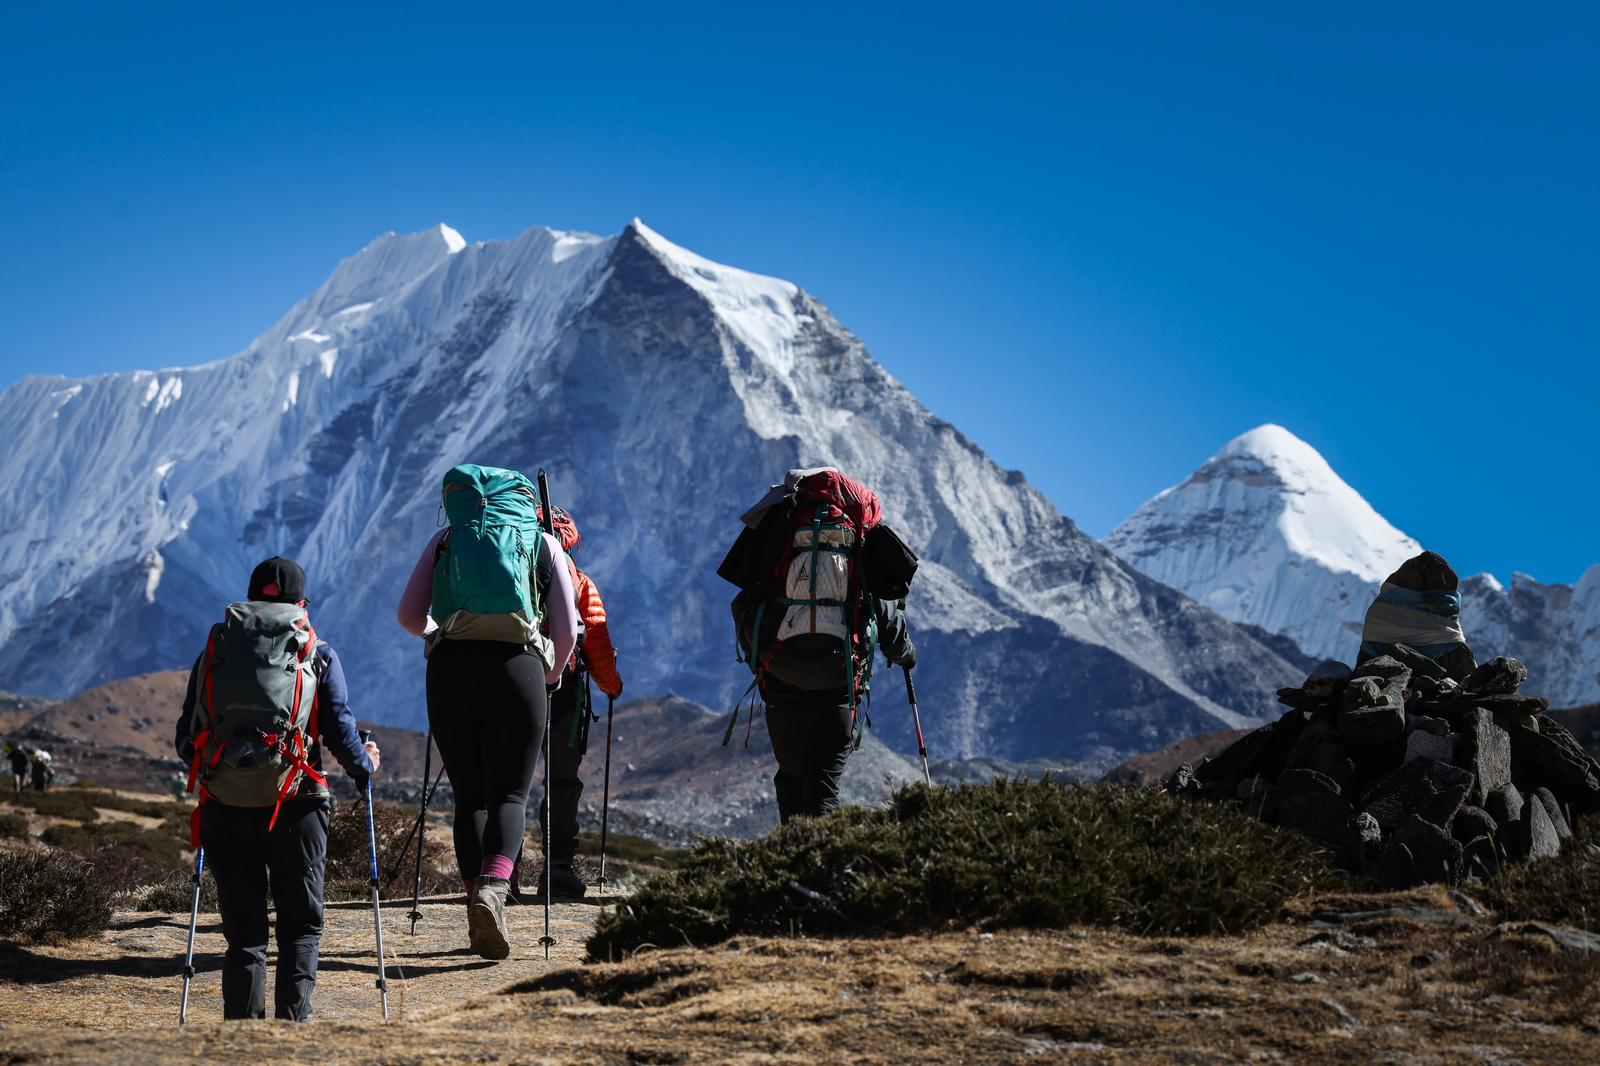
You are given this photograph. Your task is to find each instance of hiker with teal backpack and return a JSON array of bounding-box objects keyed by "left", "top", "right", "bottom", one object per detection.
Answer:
[
  {"left": 174, "top": 557, "right": 380, "bottom": 1021},
  {"left": 396, "top": 465, "right": 579, "bottom": 960},
  {"left": 722, "top": 469, "right": 919, "bottom": 823}
]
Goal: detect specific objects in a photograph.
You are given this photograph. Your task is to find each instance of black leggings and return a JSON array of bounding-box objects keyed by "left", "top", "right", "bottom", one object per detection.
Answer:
[{"left": 426, "top": 640, "right": 548, "bottom": 882}]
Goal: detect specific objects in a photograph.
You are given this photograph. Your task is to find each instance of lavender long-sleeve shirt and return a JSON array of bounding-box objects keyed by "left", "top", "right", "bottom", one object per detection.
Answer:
[{"left": 397, "top": 528, "right": 579, "bottom": 685}]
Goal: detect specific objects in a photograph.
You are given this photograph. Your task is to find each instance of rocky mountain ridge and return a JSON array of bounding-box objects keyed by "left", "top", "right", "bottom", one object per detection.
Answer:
[{"left": 0, "top": 220, "right": 1307, "bottom": 763}]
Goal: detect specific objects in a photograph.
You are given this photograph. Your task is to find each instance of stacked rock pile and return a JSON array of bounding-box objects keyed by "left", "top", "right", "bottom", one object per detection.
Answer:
[{"left": 1167, "top": 649, "right": 1600, "bottom": 888}]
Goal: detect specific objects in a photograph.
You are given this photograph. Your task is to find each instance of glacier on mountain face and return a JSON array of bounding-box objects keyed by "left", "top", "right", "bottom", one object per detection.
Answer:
[
  {"left": 0, "top": 220, "right": 1307, "bottom": 765},
  {"left": 1106, "top": 425, "right": 1600, "bottom": 707}
]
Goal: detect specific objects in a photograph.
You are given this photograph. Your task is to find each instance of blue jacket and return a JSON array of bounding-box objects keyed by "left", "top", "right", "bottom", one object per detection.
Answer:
[{"left": 175, "top": 641, "right": 375, "bottom": 798}]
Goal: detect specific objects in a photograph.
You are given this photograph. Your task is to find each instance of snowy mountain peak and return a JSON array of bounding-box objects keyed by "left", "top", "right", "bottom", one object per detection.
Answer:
[
  {"left": 1215, "top": 423, "right": 1341, "bottom": 486},
  {"left": 1177, "top": 419, "right": 1414, "bottom": 576},
  {"left": 311, "top": 225, "right": 468, "bottom": 312},
  {"left": 437, "top": 223, "right": 467, "bottom": 253},
  {"left": 624, "top": 219, "right": 804, "bottom": 377},
  {"left": 1108, "top": 426, "right": 1600, "bottom": 705},
  {"left": 1106, "top": 425, "right": 1420, "bottom": 662}
]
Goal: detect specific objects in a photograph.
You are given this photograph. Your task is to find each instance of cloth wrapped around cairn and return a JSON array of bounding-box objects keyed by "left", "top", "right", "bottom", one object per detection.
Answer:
[{"left": 1167, "top": 551, "right": 1600, "bottom": 889}]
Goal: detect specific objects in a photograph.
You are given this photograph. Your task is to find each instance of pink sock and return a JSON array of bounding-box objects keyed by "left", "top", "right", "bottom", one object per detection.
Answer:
[
  {"left": 464, "top": 878, "right": 477, "bottom": 904},
  {"left": 479, "top": 855, "right": 515, "bottom": 882}
]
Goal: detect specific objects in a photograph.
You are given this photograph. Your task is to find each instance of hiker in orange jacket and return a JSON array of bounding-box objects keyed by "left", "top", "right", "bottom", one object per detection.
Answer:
[{"left": 533, "top": 506, "right": 623, "bottom": 898}]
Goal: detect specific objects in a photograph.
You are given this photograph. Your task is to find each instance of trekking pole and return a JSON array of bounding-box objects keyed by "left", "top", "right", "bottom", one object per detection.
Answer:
[
  {"left": 597, "top": 694, "right": 615, "bottom": 900},
  {"left": 386, "top": 761, "right": 445, "bottom": 894},
  {"left": 359, "top": 731, "right": 390, "bottom": 1020},
  {"left": 539, "top": 710, "right": 555, "bottom": 960},
  {"left": 903, "top": 667, "right": 932, "bottom": 787},
  {"left": 178, "top": 846, "right": 205, "bottom": 1025},
  {"left": 535, "top": 469, "right": 556, "bottom": 961},
  {"left": 407, "top": 733, "right": 435, "bottom": 935}
]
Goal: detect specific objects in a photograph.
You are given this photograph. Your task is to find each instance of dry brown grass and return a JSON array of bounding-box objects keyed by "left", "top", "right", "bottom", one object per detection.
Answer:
[{"left": 2, "top": 888, "right": 1598, "bottom": 1063}]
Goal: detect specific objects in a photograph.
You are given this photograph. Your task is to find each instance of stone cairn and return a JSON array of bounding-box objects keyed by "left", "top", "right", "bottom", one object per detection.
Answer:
[{"left": 1166, "top": 556, "right": 1600, "bottom": 889}]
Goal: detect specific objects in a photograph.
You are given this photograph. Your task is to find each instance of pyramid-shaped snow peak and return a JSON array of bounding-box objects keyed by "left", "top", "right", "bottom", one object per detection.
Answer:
[
  {"left": 1106, "top": 425, "right": 1600, "bottom": 707},
  {"left": 1106, "top": 424, "right": 1420, "bottom": 662},
  {"left": 0, "top": 222, "right": 1313, "bottom": 768}
]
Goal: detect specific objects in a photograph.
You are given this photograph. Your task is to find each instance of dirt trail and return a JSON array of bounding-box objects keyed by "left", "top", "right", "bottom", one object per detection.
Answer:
[
  {"left": 3, "top": 888, "right": 1598, "bottom": 1064},
  {"left": 0, "top": 893, "right": 604, "bottom": 1039}
]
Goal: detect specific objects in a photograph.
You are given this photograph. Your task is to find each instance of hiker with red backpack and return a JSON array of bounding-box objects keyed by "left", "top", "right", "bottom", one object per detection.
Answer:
[
  {"left": 396, "top": 465, "right": 579, "bottom": 960},
  {"left": 530, "top": 505, "right": 624, "bottom": 899},
  {"left": 722, "top": 469, "right": 919, "bottom": 823},
  {"left": 174, "top": 557, "right": 380, "bottom": 1022}
]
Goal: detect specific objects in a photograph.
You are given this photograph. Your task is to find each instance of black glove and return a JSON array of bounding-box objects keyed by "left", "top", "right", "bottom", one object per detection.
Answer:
[{"left": 897, "top": 642, "right": 917, "bottom": 671}]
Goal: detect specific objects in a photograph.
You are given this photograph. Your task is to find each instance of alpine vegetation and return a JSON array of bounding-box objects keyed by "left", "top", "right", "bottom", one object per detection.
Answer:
[{"left": 586, "top": 779, "right": 1342, "bottom": 959}]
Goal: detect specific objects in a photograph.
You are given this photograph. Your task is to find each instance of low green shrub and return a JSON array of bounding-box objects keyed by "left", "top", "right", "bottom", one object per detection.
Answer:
[
  {"left": 137, "top": 868, "right": 220, "bottom": 913},
  {"left": 1476, "top": 849, "right": 1600, "bottom": 932},
  {"left": 39, "top": 822, "right": 99, "bottom": 851},
  {"left": 0, "top": 847, "right": 114, "bottom": 942},
  {"left": 588, "top": 780, "right": 1343, "bottom": 959},
  {"left": 78, "top": 789, "right": 184, "bottom": 820},
  {"left": 10, "top": 790, "right": 99, "bottom": 822},
  {"left": 326, "top": 800, "right": 455, "bottom": 901},
  {"left": 0, "top": 812, "right": 29, "bottom": 839},
  {"left": 39, "top": 815, "right": 190, "bottom": 897}
]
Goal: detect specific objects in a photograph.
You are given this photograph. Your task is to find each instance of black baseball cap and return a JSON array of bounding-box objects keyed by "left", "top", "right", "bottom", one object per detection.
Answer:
[{"left": 248, "top": 557, "right": 308, "bottom": 604}]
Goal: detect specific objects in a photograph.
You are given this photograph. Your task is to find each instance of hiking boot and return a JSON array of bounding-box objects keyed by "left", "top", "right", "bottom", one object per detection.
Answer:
[
  {"left": 551, "top": 863, "right": 587, "bottom": 899},
  {"left": 468, "top": 878, "right": 512, "bottom": 960},
  {"left": 525, "top": 863, "right": 588, "bottom": 900}
]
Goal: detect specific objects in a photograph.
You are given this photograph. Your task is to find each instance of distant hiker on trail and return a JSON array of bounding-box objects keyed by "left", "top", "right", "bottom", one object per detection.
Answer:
[
  {"left": 8, "top": 741, "right": 31, "bottom": 796},
  {"left": 721, "top": 469, "right": 919, "bottom": 823},
  {"left": 174, "top": 557, "right": 380, "bottom": 1022},
  {"left": 396, "top": 465, "right": 579, "bottom": 960},
  {"left": 529, "top": 504, "right": 624, "bottom": 900},
  {"left": 29, "top": 748, "right": 52, "bottom": 792}
]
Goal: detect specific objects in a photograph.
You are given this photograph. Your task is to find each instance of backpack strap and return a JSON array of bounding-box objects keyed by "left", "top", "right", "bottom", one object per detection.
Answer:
[
  {"left": 722, "top": 677, "right": 760, "bottom": 747},
  {"left": 262, "top": 730, "right": 329, "bottom": 831},
  {"left": 269, "top": 622, "right": 326, "bottom": 827},
  {"left": 187, "top": 624, "right": 225, "bottom": 797},
  {"left": 187, "top": 623, "right": 228, "bottom": 846}
]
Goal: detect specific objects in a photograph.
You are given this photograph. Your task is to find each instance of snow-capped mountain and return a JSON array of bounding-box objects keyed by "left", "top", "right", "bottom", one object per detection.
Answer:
[
  {"left": 1458, "top": 569, "right": 1600, "bottom": 708},
  {"left": 1106, "top": 425, "right": 1600, "bottom": 706},
  {"left": 0, "top": 221, "right": 1305, "bottom": 764},
  {"left": 1105, "top": 425, "right": 1421, "bottom": 663}
]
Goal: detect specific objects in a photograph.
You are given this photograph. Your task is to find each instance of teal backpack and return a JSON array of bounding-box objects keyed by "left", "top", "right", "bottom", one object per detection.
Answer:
[{"left": 430, "top": 465, "right": 551, "bottom": 662}]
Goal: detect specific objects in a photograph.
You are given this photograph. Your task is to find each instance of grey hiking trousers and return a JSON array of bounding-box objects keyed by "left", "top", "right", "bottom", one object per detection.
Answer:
[{"left": 200, "top": 796, "right": 329, "bottom": 1021}]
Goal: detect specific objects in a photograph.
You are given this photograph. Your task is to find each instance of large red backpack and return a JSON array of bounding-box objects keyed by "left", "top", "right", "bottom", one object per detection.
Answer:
[{"left": 723, "top": 471, "right": 885, "bottom": 745}]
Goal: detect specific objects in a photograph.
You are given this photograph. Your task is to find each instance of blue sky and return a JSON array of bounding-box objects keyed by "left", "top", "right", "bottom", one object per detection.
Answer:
[{"left": 1, "top": 3, "right": 1595, "bottom": 583}]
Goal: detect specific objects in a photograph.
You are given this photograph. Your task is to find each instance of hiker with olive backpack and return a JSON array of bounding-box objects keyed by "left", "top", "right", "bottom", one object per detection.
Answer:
[
  {"left": 721, "top": 469, "right": 919, "bottom": 823},
  {"left": 396, "top": 465, "right": 579, "bottom": 960},
  {"left": 174, "top": 557, "right": 380, "bottom": 1022}
]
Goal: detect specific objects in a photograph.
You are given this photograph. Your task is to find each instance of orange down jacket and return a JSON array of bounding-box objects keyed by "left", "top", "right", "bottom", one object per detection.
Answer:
[{"left": 571, "top": 565, "right": 622, "bottom": 698}]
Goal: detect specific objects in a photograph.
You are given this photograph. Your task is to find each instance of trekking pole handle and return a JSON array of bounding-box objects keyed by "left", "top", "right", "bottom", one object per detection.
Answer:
[{"left": 536, "top": 469, "right": 555, "bottom": 536}]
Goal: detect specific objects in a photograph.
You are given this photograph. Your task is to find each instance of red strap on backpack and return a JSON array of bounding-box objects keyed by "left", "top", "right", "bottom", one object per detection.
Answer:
[
  {"left": 265, "top": 622, "right": 326, "bottom": 831},
  {"left": 264, "top": 729, "right": 328, "bottom": 831}
]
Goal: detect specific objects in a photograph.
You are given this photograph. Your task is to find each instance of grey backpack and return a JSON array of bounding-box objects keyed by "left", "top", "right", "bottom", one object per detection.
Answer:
[{"left": 188, "top": 602, "right": 326, "bottom": 825}]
